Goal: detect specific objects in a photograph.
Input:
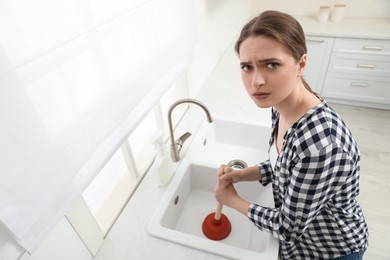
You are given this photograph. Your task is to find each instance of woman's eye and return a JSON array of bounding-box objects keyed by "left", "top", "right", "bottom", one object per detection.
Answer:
[
  {"left": 266, "top": 63, "right": 279, "bottom": 69},
  {"left": 241, "top": 65, "right": 252, "bottom": 71}
]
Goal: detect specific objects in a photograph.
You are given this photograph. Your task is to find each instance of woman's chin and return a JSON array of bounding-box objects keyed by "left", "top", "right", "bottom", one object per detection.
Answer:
[{"left": 253, "top": 100, "right": 272, "bottom": 109}]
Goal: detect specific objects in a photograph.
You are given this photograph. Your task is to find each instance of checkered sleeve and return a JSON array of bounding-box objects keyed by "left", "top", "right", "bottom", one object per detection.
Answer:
[
  {"left": 248, "top": 142, "right": 353, "bottom": 244},
  {"left": 258, "top": 160, "right": 273, "bottom": 186}
]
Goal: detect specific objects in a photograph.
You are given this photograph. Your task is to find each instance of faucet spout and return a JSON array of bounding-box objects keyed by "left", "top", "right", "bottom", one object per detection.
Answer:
[{"left": 167, "top": 98, "right": 213, "bottom": 162}]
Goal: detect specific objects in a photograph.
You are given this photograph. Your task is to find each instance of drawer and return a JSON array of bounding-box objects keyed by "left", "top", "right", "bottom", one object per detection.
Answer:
[
  {"left": 333, "top": 38, "right": 390, "bottom": 56},
  {"left": 328, "top": 53, "right": 390, "bottom": 77},
  {"left": 322, "top": 72, "right": 390, "bottom": 104}
]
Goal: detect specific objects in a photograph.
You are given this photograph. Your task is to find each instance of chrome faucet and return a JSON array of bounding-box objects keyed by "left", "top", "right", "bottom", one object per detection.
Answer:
[{"left": 168, "top": 98, "right": 213, "bottom": 162}]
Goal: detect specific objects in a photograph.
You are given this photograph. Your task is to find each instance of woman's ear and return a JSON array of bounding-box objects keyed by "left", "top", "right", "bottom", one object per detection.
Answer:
[{"left": 297, "top": 54, "right": 307, "bottom": 77}]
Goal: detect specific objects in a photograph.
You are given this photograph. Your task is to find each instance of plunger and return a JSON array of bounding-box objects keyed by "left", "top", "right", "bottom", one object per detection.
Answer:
[
  {"left": 202, "top": 202, "right": 231, "bottom": 240},
  {"left": 202, "top": 167, "right": 232, "bottom": 240}
]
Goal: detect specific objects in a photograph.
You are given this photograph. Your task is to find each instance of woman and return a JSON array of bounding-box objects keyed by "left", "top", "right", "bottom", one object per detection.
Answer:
[{"left": 215, "top": 10, "right": 369, "bottom": 259}]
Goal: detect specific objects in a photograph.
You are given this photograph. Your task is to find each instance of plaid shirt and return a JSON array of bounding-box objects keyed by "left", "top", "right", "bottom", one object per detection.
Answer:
[{"left": 248, "top": 101, "right": 369, "bottom": 259}]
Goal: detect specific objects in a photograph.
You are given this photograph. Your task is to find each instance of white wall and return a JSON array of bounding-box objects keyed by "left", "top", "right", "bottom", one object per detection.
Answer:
[
  {"left": 187, "top": 0, "right": 252, "bottom": 97},
  {"left": 251, "top": 0, "right": 390, "bottom": 18}
]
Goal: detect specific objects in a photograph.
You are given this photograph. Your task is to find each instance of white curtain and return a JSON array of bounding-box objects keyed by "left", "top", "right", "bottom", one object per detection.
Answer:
[{"left": 0, "top": 0, "right": 195, "bottom": 252}]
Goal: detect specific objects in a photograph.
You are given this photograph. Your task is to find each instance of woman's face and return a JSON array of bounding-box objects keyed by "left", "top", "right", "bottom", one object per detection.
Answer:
[{"left": 238, "top": 36, "right": 304, "bottom": 109}]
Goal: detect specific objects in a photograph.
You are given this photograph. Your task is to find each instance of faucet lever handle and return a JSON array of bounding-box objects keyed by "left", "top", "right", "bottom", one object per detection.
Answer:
[
  {"left": 177, "top": 132, "right": 192, "bottom": 145},
  {"left": 171, "top": 132, "right": 192, "bottom": 162}
]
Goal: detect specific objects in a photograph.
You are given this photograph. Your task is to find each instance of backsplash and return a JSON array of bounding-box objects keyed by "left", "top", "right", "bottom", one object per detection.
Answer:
[{"left": 251, "top": 0, "right": 390, "bottom": 19}]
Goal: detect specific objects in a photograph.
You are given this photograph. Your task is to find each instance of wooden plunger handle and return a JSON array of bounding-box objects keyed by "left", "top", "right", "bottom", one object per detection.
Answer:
[
  {"left": 214, "top": 166, "right": 234, "bottom": 220},
  {"left": 214, "top": 202, "right": 223, "bottom": 220}
]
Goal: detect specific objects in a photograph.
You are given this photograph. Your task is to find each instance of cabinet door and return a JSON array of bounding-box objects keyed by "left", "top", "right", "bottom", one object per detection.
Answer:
[
  {"left": 323, "top": 72, "right": 390, "bottom": 104},
  {"left": 304, "top": 36, "right": 335, "bottom": 93}
]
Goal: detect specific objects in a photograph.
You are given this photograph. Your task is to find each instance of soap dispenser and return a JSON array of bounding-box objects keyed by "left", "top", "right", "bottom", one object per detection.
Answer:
[{"left": 151, "top": 130, "right": 174, "bottom": 186}]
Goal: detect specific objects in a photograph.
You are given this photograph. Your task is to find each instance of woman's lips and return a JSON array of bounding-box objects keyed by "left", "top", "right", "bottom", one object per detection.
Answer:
[{"left": 253, "top": 92, "right": 270, "bottom": 99}]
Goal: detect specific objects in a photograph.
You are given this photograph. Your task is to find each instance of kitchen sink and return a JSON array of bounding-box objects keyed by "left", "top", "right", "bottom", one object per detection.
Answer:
[{"left": 147, "top": 117, "right": 278, "bottom": 259}]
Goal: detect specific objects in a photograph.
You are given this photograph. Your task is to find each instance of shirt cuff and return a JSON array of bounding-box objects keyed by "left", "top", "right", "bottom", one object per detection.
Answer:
[{"left": 257, "top": 161, "right": 272, "bottom": 186}]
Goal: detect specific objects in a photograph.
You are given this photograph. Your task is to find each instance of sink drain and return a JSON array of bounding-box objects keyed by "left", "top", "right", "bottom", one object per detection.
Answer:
[{"left": 227, "top": 159, "right": 247, "bottom": 169}]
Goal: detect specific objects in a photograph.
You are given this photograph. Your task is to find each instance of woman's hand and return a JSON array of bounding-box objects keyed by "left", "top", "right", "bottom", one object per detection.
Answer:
[
  {"left": 215, "top": 168, "right": 239, "bottom": 208},
  {"left": 218, "top": 165, "right": 242, "bottom": 188},
  {"left": 215, "top": 165, "right": 251, "bottom": 215},
  {"left": 218, "top": 164, "right": 262, "bottom": 188}
]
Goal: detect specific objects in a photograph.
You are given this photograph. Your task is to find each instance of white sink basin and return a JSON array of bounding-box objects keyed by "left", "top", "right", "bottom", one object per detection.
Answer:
[{"left": 147, "top": 117, "right": 278, "bottom": 259}]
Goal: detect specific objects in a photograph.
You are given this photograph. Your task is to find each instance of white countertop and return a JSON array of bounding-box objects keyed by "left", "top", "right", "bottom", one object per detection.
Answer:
[
  {"left": 297, "top": 16, "right": 390, "bottom": 39},
  {"left": 93, "top": 16, "right": 390, "bottom": 260}
]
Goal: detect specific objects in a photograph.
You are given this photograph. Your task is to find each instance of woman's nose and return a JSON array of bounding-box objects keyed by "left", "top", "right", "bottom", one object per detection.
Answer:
[{"left": 251, "top": 70, "right": 265, "bottom": 88}]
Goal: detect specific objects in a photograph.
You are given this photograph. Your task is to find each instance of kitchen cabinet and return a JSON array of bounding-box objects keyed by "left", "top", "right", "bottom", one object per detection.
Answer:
[
  {"left": 323, "top": 38, "right": 390, "bottom": 109},
  {"left": 305, "top": 35, "right": 390, "bottom": 110},
  {"left": 304, "top": 36, "right": 335, "bottom": 93}
]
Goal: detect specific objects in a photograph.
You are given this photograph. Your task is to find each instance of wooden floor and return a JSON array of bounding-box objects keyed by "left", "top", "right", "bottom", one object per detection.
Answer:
[{"left": 330, "top": 104, "right": 390, "bottom": 260}]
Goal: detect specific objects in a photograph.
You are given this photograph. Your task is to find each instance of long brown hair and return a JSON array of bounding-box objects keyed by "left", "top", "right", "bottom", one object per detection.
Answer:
[{"left": 235, "top": 10, "right": 318, "bottom": 96}]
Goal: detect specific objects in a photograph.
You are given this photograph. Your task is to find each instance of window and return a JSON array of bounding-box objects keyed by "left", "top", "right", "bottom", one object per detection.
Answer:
[{"left": 76, "top": 74, "right": 188, "bottom": 249}]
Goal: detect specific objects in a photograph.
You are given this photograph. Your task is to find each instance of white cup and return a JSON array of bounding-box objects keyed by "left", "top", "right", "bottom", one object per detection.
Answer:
[
  {"left": 317, "top": 6, "right": 331, "bottom": 23},
  {"left": 330, "top": 4, "right": 346, "bottom": 23}
]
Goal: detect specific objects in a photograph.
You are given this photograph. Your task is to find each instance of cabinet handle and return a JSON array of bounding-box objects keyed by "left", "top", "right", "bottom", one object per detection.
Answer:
[
  {"left": 306, "top": 38, "right": 325, "bottom": 43},
  {"left": 363, "top": 45, "right": 384, "bottom": 51},
  {"left": 351, "top": 82, "right": 369, "bottom": 88},
  {"left": 356, "top": 64, "right": 376, "bottom": 69}
]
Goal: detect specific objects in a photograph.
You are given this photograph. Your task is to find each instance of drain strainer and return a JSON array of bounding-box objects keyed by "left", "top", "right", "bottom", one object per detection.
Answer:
[{"left": 227, "top": 159, "right": 247, "bottom": 169}]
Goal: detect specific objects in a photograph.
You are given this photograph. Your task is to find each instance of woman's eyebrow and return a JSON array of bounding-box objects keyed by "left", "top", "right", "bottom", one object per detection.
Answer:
[
  {"left": 257, "top": 58, "right": 281, "bottom": 64},
  {"left": 240, "top": 61, "right": 251, "bottom": 66},
  {"left": 240, "top": 58, "right": 281, "bottom": 65}
]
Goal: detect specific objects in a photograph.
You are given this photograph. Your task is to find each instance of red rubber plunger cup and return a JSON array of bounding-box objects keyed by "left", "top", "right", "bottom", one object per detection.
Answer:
[{"left": 202, "top": 203, "right": 231, "bottom": 240}]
